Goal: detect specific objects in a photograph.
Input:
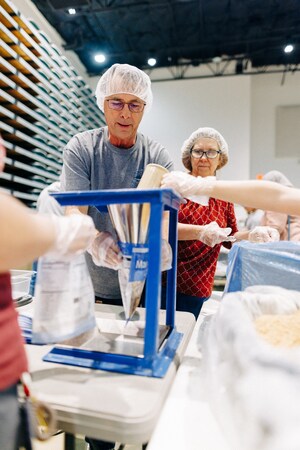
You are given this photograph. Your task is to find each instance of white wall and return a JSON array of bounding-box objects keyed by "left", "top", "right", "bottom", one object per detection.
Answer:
[
  {"left": 90, "top": 74, "right": 251, "bottom": 180},
  {"left": 91, "top": 71, "right": 300, "bottom": 185},
  {"left": 139, "top": 76, "right": 251, "bottom": 180},
  {"left": 250, "top": 72, "right": 300, "bottom": 187}
]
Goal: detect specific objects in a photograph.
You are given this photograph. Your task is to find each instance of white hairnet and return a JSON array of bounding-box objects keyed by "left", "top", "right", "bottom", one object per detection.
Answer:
[
  {"left": 262, "top": 170, "right": 293, "bottom": 187},
  {"left": 181, "top": 127, "right": 229, "bottom": 171},
  {"left": 95, "top": 63, "right": 153, "bottom": 113}
]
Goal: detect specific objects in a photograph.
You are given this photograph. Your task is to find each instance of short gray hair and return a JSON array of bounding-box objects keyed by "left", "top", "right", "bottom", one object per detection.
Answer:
[{"left": 181, "top": 127, "right": 229, "bottom": 172}]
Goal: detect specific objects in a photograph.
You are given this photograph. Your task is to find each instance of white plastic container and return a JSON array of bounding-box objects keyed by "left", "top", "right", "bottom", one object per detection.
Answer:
[{"left": 10, "top": 270, "right": 34, "bottom": 299}]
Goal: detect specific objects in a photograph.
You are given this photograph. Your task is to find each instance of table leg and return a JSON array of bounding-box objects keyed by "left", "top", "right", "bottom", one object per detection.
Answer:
[
  {"left": 64, "top": 432, "right": 75, "bottom": 450},
  {"left": 118, "top": 444, "right": 147, "bottom": 449}
]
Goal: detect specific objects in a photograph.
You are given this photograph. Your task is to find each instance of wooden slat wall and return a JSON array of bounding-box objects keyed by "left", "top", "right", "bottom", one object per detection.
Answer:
[{"left": 0, "top": 0, "right": 105, "bottom": 207}]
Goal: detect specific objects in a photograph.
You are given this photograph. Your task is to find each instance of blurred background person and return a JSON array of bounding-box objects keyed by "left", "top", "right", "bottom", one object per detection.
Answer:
[
  {"left": 36, "top": 180, "right": 62, "bottom": 215},
  {"left": 244, "top": 206, "right": 264, "bottom": 231},
  {"left": 260, "top": 170, "right": 300, "bottom": 241}
]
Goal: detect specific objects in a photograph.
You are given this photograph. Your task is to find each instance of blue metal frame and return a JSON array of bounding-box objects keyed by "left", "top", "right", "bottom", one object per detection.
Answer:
[{"left": 43, "top": 188, "right": 182, "bottom": 378}]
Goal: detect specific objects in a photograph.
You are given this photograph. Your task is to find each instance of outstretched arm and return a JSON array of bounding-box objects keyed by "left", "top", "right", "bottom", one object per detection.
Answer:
[
  {"left": 206, "top": 180, "right": 300, "bottom": 216},
  {"left": 0, "top": 193, "right": 96, "bottom": 272},
  {"left": 161, "top": 172, "right": 300, "bottom": 216}
]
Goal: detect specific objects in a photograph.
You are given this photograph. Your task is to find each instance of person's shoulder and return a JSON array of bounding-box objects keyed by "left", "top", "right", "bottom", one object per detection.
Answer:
[
  {"left": 138, "top": 132, "right": 173, "bottom": 169},
  {"left": 140, "top": 132, "right": 165, "bottom": 149},
  {"left": 65, "top": 128, "right": 105, "bottom": 153},
  {"left": 72, "top": 127, "right": 105, "bottom": 141}
]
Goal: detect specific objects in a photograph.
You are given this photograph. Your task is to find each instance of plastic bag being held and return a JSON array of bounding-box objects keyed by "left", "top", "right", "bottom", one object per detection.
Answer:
[{"left": 32, "top": 254, "right": 96, "bottom": 344}]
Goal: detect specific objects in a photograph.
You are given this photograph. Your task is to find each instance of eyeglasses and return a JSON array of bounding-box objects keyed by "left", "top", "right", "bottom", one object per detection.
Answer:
[
  {"left": 191, "top": 149, "right": 221, "bottom": 159},
  {"left": 106, "top": 99, "right": 145, "bottom": 113}
]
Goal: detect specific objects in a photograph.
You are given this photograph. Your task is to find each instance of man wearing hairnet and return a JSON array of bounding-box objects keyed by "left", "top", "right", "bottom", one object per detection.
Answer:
[{"left": 60, "top": 64, "right": 173, "bottom": 450}]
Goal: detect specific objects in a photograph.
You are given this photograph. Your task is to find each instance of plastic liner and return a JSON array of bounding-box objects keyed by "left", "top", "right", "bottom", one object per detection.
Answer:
[
  {"left": 200, "top": 286, "right": 300, "bottom": 450},
  {"left": 224, "top": 241, "right": 300, "bottom": 293}
]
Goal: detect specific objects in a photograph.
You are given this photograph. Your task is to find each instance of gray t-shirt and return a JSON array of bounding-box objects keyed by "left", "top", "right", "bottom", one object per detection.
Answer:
[{"left": 60, "top": 126, "right": 174, "bottom": 298}]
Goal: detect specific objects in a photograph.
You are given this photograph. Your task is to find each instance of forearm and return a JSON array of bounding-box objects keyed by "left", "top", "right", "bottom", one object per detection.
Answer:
[
  {"left": 233, "top": 230, "right": 250, "bottom": 241},
  {"left": 209, "top": 180, "right": 300, "bottom": 215},
  {"left": 0, "top": 194, "right": 55, "bottom": 271},
  {"left": 162, "top": 171, "right": 300, "bottom": 219},
  {"left": 178, "top": 222, "right": 203, "bottom": 240}
]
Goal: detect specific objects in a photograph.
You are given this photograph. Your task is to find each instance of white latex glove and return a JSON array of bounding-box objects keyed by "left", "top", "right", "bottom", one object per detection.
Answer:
[
  {"left": 47, "top": 214, "right": 97, "bottom": 258},
  {"left": 87, "top": 231, "right": 122, "bottom": 269},
  {"left": 198, "top": 221, "right": 236, "bottom": 247},
  {"left": 161, "top": 239, "right": 172, "bottom": 271},
  {"left": 249, "top": 226, "right": 280, "bottom": 243},
  {"left": 161, "top": 171, "right": 216, "bottom": 201}
]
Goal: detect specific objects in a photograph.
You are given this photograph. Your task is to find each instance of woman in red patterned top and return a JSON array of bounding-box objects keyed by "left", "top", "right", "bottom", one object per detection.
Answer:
[
  {"left": 163, "top": 128, "right": 243, "bottom": 319},
  {"left": 161, "top": 128, "right": 282, "bottom": 318}
]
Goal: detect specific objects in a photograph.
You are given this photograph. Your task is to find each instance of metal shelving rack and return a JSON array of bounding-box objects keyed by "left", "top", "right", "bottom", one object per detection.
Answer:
[{"left": 0, "top": 0, "right": 105, "bottom": 207}]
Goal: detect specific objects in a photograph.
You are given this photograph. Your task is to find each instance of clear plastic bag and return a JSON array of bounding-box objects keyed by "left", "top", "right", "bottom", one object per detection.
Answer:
[
  {"left": 32, "top": 254, "right": 96, "bottom": 344},
  {"left": 200, "top": 286, "right": 300, "bottom": 450},
  {"left": 118, "top": 242, "right": 148, "bottom": 320}
]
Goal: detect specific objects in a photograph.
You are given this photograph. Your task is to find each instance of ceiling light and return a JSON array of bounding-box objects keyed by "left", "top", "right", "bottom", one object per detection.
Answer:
[
  {"left": 68, "top": 8, "right": 76, "bottom": 14},
  {"left": 147, "top": 58, "right": 157, "bottom": 67},
  {"left": 94, "top": 53, "right": 106, "bottom": 63},
  {"left": 284, "top": 44, "right": 294, "bottom": 53}
]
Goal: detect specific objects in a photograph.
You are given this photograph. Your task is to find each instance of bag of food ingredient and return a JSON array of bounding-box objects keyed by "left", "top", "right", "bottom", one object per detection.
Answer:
[
  {"left": 32, "top": 254, "right": 96, "bottom": 344},
  {"left": 200, "top": 285, "right": 300, "bottom": 450},
  {"left": 224, "top": 241, "right": 300, "bottom": 293}
]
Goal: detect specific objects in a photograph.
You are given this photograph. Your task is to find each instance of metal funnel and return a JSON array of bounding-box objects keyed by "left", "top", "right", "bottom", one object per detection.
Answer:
[
  {"left": 108, "top": 164, "right": 169, "bottom": 321},
  {"left": 108, "top": 203, "right": 149, "bottom": 321}
]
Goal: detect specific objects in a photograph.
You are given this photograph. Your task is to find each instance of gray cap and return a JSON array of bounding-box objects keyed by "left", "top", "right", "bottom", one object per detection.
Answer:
[
  {"left": 181, "top": 127, "right": 229, "bottom": 171},
  {"left": 95, "top": 63, "right": 153, "bottom": 113},
  {"left": 263, "top": 170, "right": 293, "bottom": 187}
]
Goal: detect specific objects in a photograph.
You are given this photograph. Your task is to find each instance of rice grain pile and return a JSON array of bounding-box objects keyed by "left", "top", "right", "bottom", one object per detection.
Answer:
[{"left": 254, "top": 309, "right": 300, "bottom": 347}]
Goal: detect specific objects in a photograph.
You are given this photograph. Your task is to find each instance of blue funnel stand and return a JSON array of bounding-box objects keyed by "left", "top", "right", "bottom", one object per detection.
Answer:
[{"left": 44, "top": 188, "right": 182, "bottom": 378}]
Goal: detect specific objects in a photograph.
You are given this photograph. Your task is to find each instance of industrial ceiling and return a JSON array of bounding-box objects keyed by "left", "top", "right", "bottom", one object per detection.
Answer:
[{"left": 30, "top": 0, "right": 300, "bottom": 79}]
